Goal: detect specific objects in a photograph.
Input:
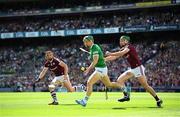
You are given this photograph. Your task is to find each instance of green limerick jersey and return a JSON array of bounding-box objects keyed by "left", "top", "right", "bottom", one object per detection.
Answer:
[{"left": 90, "top": 44, "right": 106, "bottom": 68}]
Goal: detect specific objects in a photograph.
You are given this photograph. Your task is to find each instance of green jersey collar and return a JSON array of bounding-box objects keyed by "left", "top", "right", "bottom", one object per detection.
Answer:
[{"left": 90, "top": 44, "right": 95, "bottom": 49}]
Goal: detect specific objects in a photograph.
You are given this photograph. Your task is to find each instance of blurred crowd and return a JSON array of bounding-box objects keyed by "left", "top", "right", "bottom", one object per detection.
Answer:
[
  {"left": 0, "top": 11, "right": 179, "bottom": 33},
  {"left": 0, "top": 40, "right": 179, "bottom": 91},
  {"left": 0, "top": 0, "right": 165, "bottom": 14}
]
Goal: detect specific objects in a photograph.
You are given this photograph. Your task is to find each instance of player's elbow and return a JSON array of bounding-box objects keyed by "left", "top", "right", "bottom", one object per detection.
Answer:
[
  {"left": 39, "top": 72, "right": 45, "bottom": 79},
  {"left": 117, "top": 52, "right": 124, "bottom": 57},
  {"left": 63, "top": 64, "right": 68, "bottom": 71}
]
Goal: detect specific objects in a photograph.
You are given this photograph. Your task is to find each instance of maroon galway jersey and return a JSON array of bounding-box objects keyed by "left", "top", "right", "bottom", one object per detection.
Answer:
[
  {"left": 44, "top": 57, "right": 64, "bottom": 76},
  {"left": 124, "top": 44, "right": 142, "bottom": 68}
]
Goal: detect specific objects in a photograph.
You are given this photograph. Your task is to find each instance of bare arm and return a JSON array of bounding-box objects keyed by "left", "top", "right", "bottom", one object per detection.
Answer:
[
  {"left": 84, "top": 55, "right": 99, "bottom": 75},
  {"left": 59, "top": 61, "right": 68, "bottom": 76},
  {"left": 38, "top": 67, "right": 48, "bottom": 80},
  {"left": 108, "top": 48, "right": 130, "bottom": 57},
  {"left": 105, "top": 55, "right": 120, "bottom": 62},
  {"left": 88, "top": 55, "right": 99, "bottom": 71}
]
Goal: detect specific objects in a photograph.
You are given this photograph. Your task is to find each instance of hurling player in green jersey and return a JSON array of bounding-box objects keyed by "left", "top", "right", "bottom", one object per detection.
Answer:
[{"left": 76, "top": 35, "right": 114, "bottom": 107}]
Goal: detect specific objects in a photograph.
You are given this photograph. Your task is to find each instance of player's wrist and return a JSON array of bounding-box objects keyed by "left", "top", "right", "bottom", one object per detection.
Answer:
[
  {"left": 35, "top": 77, "right": 41, "bottom": 82},
  {"left": 88, "top": 65, "right": 94, "bottom": 71},
  {"left": 86, "top": 67, "right": 90, "bottom": 72}
]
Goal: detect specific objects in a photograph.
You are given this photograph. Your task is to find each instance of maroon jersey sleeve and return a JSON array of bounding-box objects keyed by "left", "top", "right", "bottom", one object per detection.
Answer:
[
  {"left": 44, "top": 61, "right": 49, "bottom": 68},
  {"left": 54, "top": 58, "right": 61, "bottom": 65}
]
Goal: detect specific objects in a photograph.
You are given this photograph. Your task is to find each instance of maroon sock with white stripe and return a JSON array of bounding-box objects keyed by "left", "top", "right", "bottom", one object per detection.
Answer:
[{"left": 50, "top": 90, "right": 58, "bottom": 102}]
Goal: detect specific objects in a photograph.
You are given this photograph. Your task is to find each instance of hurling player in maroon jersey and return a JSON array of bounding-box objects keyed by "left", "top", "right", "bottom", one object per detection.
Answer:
[
  {"left": 105, "top": 36, "right": 163, "bottom": 107},
  {"left": 36, "top": 51, "right": 83, "bottom": 105}
]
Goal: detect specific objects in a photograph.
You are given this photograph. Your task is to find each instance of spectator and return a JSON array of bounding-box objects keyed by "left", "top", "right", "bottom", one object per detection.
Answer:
[{"left": 0, "top": 40, "right": 179, "bottom": 91}]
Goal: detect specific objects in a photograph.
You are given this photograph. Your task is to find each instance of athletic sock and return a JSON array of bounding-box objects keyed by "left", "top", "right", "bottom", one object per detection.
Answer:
[
  {"left": 123, "top": 91, "right": 128, "bottom": 97},
  {"left": 74, "top": 86, "right": 77, "bottom": 92},
  {"left": 74, "top": 85, "right": 85, "bottom": 92},
  {"left": 83, "top": 96, "right": 89, "bottom": 103},
  {"left": 154, "top": 95, "right": 160, "bottom": 101},
  {"left": 50, "top": 91, "right": 58, "bottom": 102},
  {"left": 121, "top": 86, "right": 130, "bottom": 97}
]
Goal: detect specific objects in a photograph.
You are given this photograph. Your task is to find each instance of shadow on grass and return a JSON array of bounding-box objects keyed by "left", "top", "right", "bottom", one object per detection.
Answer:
[
  {"left": 60, "top": 104, "right": 79, "bottom": 106},
  {"left": 112, "top": 106, "right": 163, "bottom": 110},
  {"left": 112, "top": 107, "right": 126, "bottom": 110}
]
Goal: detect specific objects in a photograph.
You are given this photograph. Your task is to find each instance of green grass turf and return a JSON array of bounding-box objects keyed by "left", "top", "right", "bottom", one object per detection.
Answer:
[{"left": 0, "top": 92, "right": 180, "bottom": 117}]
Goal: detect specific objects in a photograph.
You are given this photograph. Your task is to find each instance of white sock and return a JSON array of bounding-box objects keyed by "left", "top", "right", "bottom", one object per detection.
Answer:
[{"left": 83, "top": 96, "right": 89, "bottom": 103}]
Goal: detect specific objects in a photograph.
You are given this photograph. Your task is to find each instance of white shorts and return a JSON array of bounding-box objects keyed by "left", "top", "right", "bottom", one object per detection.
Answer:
[
  {"left": 126, "top": 65, "right": 145, "bottom": 78},
  {"left": 51, "top": 75, "right": 68, "bottom": 85},
  {"left": 93, "top": 67, "right": 108, "bottom": 77},
  {"left": 87, "top": 67, "right": 108, "bottom": 82}
]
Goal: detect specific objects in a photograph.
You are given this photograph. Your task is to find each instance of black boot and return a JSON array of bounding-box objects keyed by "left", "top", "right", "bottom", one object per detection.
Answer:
[
  {"left": 118, "top": 96, "right": 130, "bottom": 102},
  {"left": 157, "top": 99, "right": 163, "bottom": 107},
  {"left": 48, "top": 101, "right": 59, "bottom": 105}
]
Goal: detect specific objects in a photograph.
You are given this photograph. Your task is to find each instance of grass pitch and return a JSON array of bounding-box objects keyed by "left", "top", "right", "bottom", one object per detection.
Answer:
[{"left": 0, "top": 92, "right": 180, "bottom": 117}]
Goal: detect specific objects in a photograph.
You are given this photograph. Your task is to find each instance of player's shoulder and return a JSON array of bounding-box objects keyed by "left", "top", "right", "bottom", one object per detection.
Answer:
[
  {"left": 44, "top": 60, "right": 49, "bottom": 67},
  {"left": 127, "top": 44, "right": 135, "bottom": 49},
  {"left": 53, "top": 57, "right": 61, "bottom": 63},
  {"left": 45, "top": 61, "right": 49, "bottom": 64},
  {"left": 92, "top": 44, "right": 100, "bottom": 50}
]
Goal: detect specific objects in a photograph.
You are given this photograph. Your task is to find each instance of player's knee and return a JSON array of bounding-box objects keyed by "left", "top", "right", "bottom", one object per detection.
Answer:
[
  {"left": 105, "top": 83, "right": 112, "bottom": 88},
  {"left": 117, "top": 78, "right": 125, "bottom": 84},
  {"left": 107, "top": 84, "right": 112, "bottom": 88},
  {"left": 67, "top": 88, "right": 74, "bottom": 92},
  {"left": 125, "top": 72, "right": 134, "bottom": 78},
  {"left": 142, "top": 83, "right": 150, "bottom": 89},
  {"left": 117, "top": 80, "right": 124, "bottom": 86},
  {"left": 68, "top": 90, "right": 73, "bottom": 92},
  {"left": 48, "top": 83, "right": 56, "bottom": 91}
]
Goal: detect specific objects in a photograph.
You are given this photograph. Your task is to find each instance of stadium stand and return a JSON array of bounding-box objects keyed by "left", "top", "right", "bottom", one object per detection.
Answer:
[{"left": 0, "top": 0, "right": 179, "bottom": 92}]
